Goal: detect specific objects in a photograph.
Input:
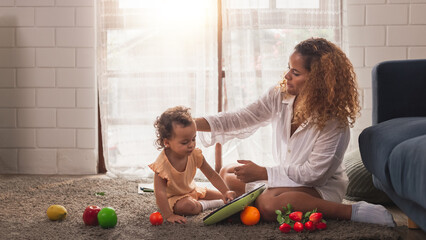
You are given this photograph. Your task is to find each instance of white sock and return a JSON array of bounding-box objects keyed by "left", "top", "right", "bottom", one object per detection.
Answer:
[
  {"left": 199, "top": 199, "right": 225, "bottom": 211},
  {"left": 351, "top": 201, "right": 396, "bottom": 227}
]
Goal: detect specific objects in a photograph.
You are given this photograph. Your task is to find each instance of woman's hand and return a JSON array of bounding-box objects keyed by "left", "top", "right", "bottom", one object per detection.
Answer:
[
  {"left": 166, "top": 214, "right": 187, "bottom": 224},
  {"left": 223, "top": 190, "right": 236, "bottom": 203},
  {"left": 234, "top": 160, "right": 267, "bottom": 183}
]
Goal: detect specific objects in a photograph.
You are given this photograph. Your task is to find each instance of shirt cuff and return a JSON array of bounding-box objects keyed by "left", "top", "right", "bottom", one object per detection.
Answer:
[
  {"left": 265, "top": 164, "right": 305, "bottom": 188},
  {"left": 198, "top": 116, "right": 216, "bottom": 147}
]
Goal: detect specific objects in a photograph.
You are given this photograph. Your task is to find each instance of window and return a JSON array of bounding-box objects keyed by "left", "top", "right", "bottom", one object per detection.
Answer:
[{"left": 97, "top": 0, "right": 342, "bottom": 177}]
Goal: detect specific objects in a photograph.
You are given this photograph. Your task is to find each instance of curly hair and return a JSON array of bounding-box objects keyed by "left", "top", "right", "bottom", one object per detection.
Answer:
[
  {"left": 154, "top": 106, "right": 193, "bottom": 150},
  {"left": 281, "top": 37, "right": 360, "bottom": 129}
]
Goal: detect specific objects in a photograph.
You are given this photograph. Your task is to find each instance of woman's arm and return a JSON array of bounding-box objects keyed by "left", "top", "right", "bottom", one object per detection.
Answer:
[
  {"left": 208, "top": 88, "right": 276, "bottom": 132},
  {"left": 198, "top": 86, "right": 280, "bottom": 147},
  {"left": 194, "top": 118, "right": 211, "bottom": 132},
  {"left": 199, "top": 158, "right": 236, "bottom": 202},
  {"left": 153, "top": 173, "right": 187, "bottom": 223}
]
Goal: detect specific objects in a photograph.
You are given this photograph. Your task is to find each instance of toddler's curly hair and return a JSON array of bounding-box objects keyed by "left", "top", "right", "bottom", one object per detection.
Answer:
[
  {"left": 154, "top": 106, "right": 193, "bottom": 150},
  {"left": 281, "top": 37, "right": 360, "bottom": 129}
]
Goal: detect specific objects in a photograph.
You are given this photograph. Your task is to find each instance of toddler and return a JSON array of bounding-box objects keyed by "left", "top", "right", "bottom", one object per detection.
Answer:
[{"left": 149, "top": 106, "right": 236, "bottom": 224}]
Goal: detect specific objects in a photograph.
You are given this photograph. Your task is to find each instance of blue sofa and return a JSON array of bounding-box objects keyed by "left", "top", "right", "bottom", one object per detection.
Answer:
[{"left": 359, "top": 59, "right": 426, "bottom": 231}]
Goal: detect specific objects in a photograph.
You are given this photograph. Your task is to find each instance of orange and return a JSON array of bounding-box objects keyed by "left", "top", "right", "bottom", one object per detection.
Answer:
[{"left": 240, "top": 206, "right": 260, "bottom": 226}]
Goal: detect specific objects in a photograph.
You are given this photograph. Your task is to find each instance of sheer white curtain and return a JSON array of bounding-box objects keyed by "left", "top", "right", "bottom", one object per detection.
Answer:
[
  {"left": 97, "top": 0, "right": 219, "bottom": 177},
  {"left": 97, "top": 0, "right": 342, "bottom": 177},
  {"left": 219, "top": 0, "right": 342, "bottom": 169}
]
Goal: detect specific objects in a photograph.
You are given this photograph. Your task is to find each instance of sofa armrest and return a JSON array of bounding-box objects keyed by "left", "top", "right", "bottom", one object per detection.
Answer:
[{"left": 372, "top": 59, "right": 426, "bottom": 124}]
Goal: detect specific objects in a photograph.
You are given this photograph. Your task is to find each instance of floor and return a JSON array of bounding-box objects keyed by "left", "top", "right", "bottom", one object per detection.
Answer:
[
  {"left": 196, "top": 181, "right": 426, "bottom": 239},
  {"left": 387, "top": 205, "right": 426, "bottom": 240},
  {"left": 342, "top": 198, "right": 425, "bottom": 239}
]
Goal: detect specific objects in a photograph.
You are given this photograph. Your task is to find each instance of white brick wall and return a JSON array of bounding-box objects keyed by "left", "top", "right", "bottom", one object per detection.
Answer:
[
  {"left": 346, "top": 0, "right": 426, "bottom": 150},
  {"left": 0, "top": 0, "right": 96, "bottom": 174},
  {"left": 1, "top": 0, "right": 425, "bottom": 174}
]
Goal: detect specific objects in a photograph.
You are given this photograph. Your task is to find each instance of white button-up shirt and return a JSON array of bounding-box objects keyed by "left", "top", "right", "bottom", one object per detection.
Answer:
[{"left": 199, "top": 86, "right": 349, "bottom": 202}]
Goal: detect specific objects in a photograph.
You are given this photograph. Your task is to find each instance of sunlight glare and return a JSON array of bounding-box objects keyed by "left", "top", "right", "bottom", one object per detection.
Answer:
[
  {"left": 119, "top": 0, "right": 209, "bottom": 28},
  {"left": 158, "top": 1, "right": 208, "bottom": 26}
]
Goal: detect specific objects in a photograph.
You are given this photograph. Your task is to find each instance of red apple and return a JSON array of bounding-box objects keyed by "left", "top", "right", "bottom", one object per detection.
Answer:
[{"left": 83, "top": 205, "right": 101, "bottom": 226}]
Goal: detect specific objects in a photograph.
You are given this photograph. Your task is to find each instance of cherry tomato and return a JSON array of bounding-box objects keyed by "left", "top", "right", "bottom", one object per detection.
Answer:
[
  {"left": 304, "top": 221, "right": 316, "bottom": 231},
  {"left": 289, "top": 211, "right": 303, "bottom": 222},
  {"left": 279, "top": 223, "right": 291, "bottom": 233},
  {"left": 293, "top": 221, "right": 304, "bottom": 232},
  {"left": 309, "top": 212, "right": 323, "bottom": 224},
  {"left": 316, "top": 221, "right": 327, "bottom": 230},
  {"left": 149, "top": 211, "right": 163, "bottom": 226}
]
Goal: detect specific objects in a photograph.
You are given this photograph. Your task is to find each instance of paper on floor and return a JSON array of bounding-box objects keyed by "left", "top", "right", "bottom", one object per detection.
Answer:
[{"left": 137, "top": 181, "right": 214, "bottom": 194}]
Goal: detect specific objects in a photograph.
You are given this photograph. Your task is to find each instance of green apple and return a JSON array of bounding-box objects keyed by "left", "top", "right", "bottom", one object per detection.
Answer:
[{"left": 97, "top": 207, "right": 117, "bottom": 229}]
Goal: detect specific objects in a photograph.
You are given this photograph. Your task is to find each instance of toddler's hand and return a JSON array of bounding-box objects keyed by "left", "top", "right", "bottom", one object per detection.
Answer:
[
  {"left": 224, "top": 190, "right": 236, "bottom": 203},
  {"left": 167, "top": 214, "right": 187, "bottom": 224}
]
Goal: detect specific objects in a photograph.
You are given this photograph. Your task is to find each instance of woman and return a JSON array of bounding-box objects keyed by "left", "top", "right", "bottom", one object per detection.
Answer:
[{"left": 195, "top": 38, "right": 395, "bottom": 226}]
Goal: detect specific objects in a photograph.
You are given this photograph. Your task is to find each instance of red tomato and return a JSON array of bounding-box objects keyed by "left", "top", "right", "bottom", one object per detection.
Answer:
[
  {"left": 279, "top": 223, "right": 291, "bottom": 233},
  {"left": 309, "top": 212, "right": 323, "bottom": 224},
  {"left": 316, "top": 221, "right": 327, "bottom": 230},
  {"left": 293, "top": 221, "right": 304, "bottom": 232},
  {"left": 83, "top": 205, "right": 101, "bottom": 226},
  {"left": 289, "top": 211, "right": 303, "bottom": 222},
  {"left": 149, "top": 212, "right": 163, "bottom": 226},
  {"left": 304, "top": 221, "right": 316, "bottom": 231}
]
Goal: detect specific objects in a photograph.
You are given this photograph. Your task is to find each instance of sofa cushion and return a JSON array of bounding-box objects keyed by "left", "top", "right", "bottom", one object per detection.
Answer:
[
  {"left": 372, "top": 59, "right": 426, "bottom": 124},
  {"left": 343, "top": 149, "right": 391, "bottom": 204},
  {"left": 389, "top": 135, "right": 426, "bottom": 209},
  {"left": 359, "top": 117, "right": 426, "bottom": 191}
]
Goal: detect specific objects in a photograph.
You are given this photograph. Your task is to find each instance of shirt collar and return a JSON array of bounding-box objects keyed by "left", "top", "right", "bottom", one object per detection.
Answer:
[{"left": 282, "top": 93, "right": 296, "bottom": 105}]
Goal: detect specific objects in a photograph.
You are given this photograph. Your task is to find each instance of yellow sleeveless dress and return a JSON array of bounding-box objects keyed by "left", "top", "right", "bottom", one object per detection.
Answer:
[{"left": 149, "top": 148, "right": 207, "bottom": 209}]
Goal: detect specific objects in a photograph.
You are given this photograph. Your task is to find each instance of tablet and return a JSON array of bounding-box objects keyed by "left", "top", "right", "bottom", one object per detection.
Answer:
[{"left": 203, "top": 184, "right": 266, "bottom": 225}]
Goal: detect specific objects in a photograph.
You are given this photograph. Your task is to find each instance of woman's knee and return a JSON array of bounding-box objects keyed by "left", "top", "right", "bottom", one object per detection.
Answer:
[
  {"left": 219, "top": 163, "right": 237, "bottom": 178},
  {"left": 255, "top": 193, "right": 279, "bottom": 221},
  {"left": 173, "top": 198, "right": 202, "bottom": 216},
  {"left": 255, "top": 191, "right": 301, "bottom": 221},
  {"left": 219, "top": 164, "right": 246, "bottom": 196}
]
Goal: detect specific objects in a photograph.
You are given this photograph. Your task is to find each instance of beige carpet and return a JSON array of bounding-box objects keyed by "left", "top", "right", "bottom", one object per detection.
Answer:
[{"left": 0, "top": 174, "right": 405, "bottom": 240}]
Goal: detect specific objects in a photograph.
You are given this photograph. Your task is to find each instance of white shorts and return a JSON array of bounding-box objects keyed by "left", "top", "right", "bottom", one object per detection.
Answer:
[
  {"left": 245, "top": 180, "right": 268, "bottom": 193},
  {"left": 246, "top": 180, "right": 345, "bottom": 203}
]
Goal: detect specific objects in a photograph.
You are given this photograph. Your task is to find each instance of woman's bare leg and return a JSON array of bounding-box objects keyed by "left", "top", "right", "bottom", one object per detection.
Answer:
[
  {"left": 256, "top": 188, "right": 395, "bottom": 226},
  {"left": 255, "top": 187, "right": 352, "bottom": 222},
  {"left": 219, "top": 164, "right": 246, "bottom": 196}
]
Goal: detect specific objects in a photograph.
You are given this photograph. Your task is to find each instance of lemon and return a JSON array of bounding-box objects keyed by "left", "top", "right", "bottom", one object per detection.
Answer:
[{"left": 46, "top": 205, "right": 67, "bottom": 221}]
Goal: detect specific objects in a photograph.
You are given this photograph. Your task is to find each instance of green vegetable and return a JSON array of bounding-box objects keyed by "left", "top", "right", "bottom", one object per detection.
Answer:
[{"left": 276, "top": 203, "right": 292, "bottom": 224}]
